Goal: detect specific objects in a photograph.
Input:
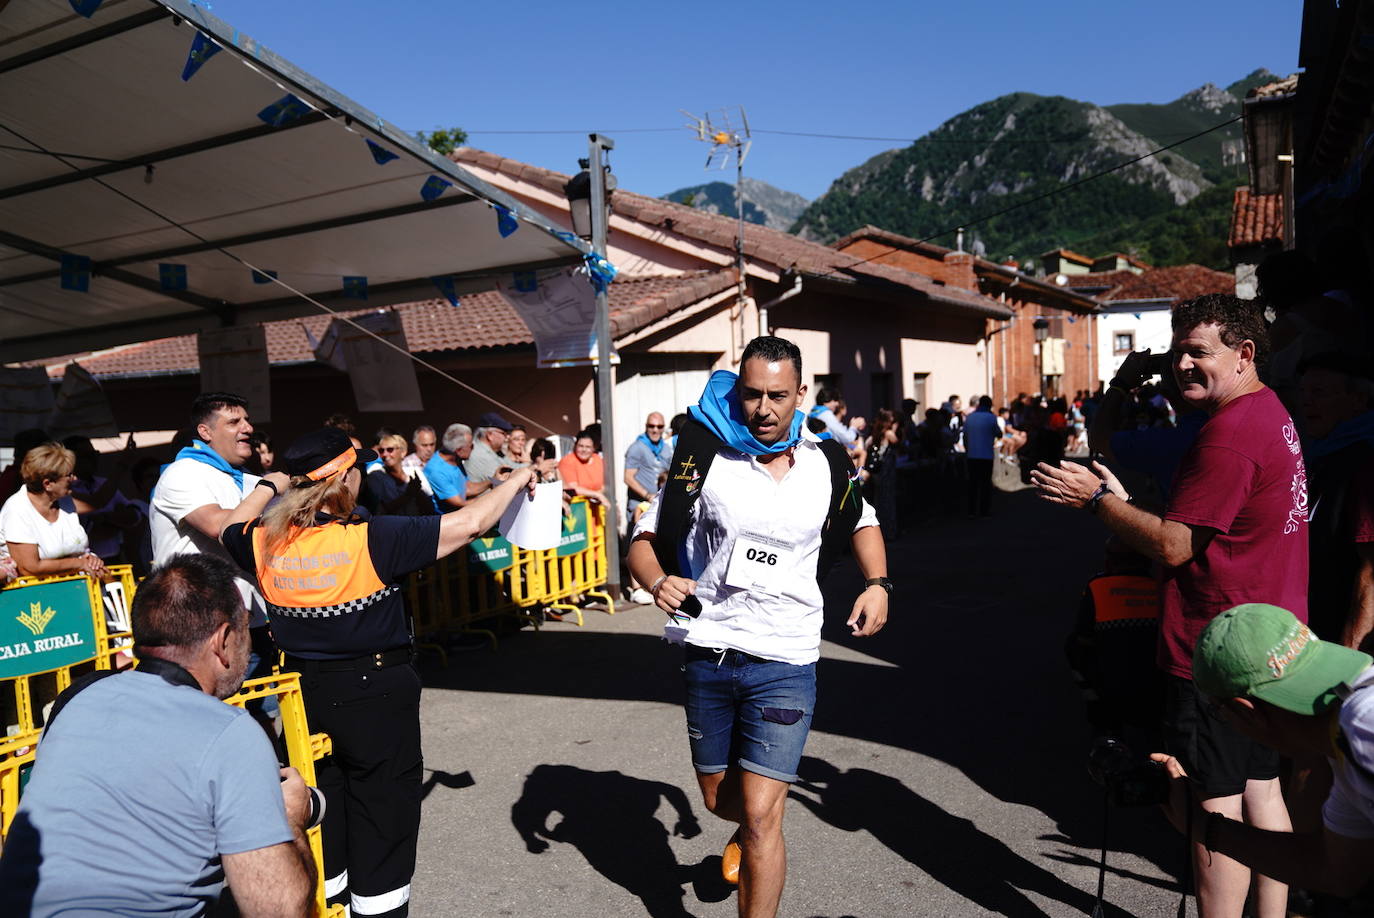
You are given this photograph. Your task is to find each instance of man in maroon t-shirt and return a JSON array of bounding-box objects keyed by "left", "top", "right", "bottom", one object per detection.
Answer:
[{"left": 1034, "top": 293, "right": 1305, "bottom": 918}]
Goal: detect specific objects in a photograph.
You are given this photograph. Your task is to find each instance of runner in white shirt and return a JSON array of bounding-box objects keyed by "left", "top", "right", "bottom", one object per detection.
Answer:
[{"left": 628, "top": 336, "right": 889, "bottom": 918}]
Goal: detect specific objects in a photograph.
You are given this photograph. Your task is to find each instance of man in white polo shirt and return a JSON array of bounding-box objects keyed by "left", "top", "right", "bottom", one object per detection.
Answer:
[
  {"left": 152, "top": 393, "right": 274, "bottom": 690},
  {"left": 628, "top": 336, "right": 890, "bottom": 918}
]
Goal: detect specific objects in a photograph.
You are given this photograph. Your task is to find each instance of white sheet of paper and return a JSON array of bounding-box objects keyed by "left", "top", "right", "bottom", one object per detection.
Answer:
[{"left": 498, "top": 480, "right": 562, "bottom": 550}]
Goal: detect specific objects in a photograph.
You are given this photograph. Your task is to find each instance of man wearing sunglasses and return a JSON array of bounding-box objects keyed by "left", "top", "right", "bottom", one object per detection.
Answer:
[{"left": 624, "top": 412, "right": 672, "bottom": 511}]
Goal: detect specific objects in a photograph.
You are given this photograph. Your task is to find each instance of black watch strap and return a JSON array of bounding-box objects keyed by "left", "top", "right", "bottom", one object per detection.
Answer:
[
  {"left": 865, "top": 577, "right": 893, "bottom": 596},
  {"left": 255, "top": 478, "right": 278, "bottom": 495}
]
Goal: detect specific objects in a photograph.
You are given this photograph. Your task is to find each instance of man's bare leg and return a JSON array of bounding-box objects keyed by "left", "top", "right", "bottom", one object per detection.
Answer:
[
  {"left": 737, "top": 770, "right": 790, "bottom": 918},
  {"left": 1195, "top": 793, "right": 1249, "bottom": 918},
  {"left": 697, "top": 768, "right": 743, "bottom": 822},
  {"left": 1242, "top": 777, "right": 1291, "bottom": 918}
]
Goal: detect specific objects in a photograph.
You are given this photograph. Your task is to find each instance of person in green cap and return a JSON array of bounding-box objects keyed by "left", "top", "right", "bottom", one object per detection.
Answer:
[{"left": 1154, "top": 602, "right": 1374, "bottom": 899}]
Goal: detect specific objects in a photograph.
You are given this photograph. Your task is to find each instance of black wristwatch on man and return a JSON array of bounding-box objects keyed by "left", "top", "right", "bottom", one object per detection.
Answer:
[{"left": 865, "top": 577, "right": 893, "bottom": 597}]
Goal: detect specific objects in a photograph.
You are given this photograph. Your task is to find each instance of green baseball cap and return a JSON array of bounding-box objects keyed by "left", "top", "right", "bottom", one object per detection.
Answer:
[{"left": 1193, "top": 604, "right": 1372, "bottom": 715}]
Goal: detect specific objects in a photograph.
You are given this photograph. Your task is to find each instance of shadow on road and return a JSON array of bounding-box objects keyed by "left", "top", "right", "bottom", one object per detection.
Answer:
[
  {"left": 790, "top": 755, "right": 1135, "bottom": 917},
  {"left": 510, "top": 763, "right": 730, "bottom": 918}
]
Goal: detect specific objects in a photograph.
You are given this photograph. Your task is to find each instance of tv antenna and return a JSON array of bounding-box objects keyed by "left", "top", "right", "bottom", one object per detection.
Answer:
[{"left": 681, "top": 107, "right": 753, "bottom": 315}]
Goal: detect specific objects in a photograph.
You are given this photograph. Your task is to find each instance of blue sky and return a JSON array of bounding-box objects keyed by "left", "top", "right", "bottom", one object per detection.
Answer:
[{"left": 210, "top": 0, "right": 1300, "bottom": 202}]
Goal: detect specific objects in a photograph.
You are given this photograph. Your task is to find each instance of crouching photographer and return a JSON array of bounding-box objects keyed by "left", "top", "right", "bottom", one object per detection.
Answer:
[
  {"left": 0, "top": 553, "right": 317, "bottom": 917},
  {"left": 1153, "top": 603, "right": 1374, "bottom": 901}
]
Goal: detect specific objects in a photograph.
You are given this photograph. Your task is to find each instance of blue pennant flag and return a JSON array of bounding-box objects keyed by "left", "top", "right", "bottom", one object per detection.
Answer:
[
  {"left": 252, "top": 269, "right": 278, "bottom": 285},
  {"left": 1133, "top": 312, "right": 1142, "bottom": 320},
  {"left": 68, "top": 0, "right": 102, "bottom": 17},
  {"left": 366, "top": 139, "right": 399, "bottom": 165},
  {"left": 343, "top": 276, "right": 368, "bottom": 299},
  {"left": 553, "top": 230, "right": 581, "bottom": 246},
  {"left": 1067, "top": 316, "right": 1076, "bottom": 324},
  {"left": 257, "top": 94, "right": 310, "bottom": 128},
  {"left": 431, "top": 275, "right": 460, "bottom": 307},
  {"left": 583, "top": 253, "right": 618, "bottom": 295},
  {"left": 512, "top": 271, "right": 537, "bottom": 293},
  {"left": 60, "top": 255, "right": 91, "bottom": 292},
  {"left": 420, "top": 176, "right": 452, "bottom": 202},
  {"left": 181, "top": 31, "right": 221, "bottom": 81},
  {"left": 495, "top": 205, "right": 519, "bottom": 238},
  {"left": 159, "top": 263, "right": 188, "bottom": 291}
]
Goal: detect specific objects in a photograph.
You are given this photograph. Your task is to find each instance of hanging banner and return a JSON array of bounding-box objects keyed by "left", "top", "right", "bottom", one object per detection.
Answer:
[
  {"left": 0, "top": 367, "right": 57, "bottom": 445},
  {"left": 500, "top": 267, "right": 612, "bottom": 368},
  {"left": 47, "top": 363, "right": 119, "bottom": 440},
  {"left": 320, "top": 311, "right": 423, "bottom": 413},
  {"left": 556, "top": 500, "right": 590, "bottom": 558},
  {"left": 198, "top": 325, "right": 272, "bottom": 422}
]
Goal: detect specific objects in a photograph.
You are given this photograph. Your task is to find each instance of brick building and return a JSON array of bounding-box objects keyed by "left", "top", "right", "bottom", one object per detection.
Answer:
[{"left": 833, "top": 226, "right": 1101, "bottom": 405}]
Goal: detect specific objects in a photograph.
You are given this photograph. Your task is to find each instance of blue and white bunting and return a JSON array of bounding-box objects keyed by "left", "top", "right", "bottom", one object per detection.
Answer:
[
  {"left": 257, "top": 94, "right": 310, "bottom": 128},
  {"left": 181, "top": 31, "right": 221, "bottom": 81},
  {"left": 495, "top": 205, "right": 519, "bottom": 238},
  {"left": 60, "top": 255, "right": 91, "bottom": 292},
  {"left": 159, "top": 264, "right": 188, "bottom": 291},
  {"left": 343, "top": 276, "right": 368, "bottom": 299},
  {"left": 583, "top": 253, "right": 618, "bottom": 294},
  {"left": 420, "top": 176, "right": 452, "bottom": 202},
  {"left": 251, "top": 269, "right": 278, "bottom": 284},
  {"left": 431, "top": 275, "right": 460, "bottom": 307},
  {"left": 68, "top": 0, "right": 102, "bottom": 17},
  {"left": 366, "top": 139, "right": 399, "bottom": 165}
]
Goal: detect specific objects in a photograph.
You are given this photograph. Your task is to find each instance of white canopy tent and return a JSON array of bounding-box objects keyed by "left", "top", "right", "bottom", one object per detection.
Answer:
[{"left": 0, "top": 0, "right": 589, "bottom": 363}]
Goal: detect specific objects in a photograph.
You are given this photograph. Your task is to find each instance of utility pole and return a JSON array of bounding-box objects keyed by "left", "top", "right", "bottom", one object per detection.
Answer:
[{"left": 588, "top": 132, "right": 621, "bottom": 594}]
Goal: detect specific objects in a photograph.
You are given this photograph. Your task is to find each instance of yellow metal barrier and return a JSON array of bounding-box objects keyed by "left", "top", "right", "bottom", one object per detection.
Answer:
[{"left": 404, "top": 497, "right": 614, "bottom": 646}]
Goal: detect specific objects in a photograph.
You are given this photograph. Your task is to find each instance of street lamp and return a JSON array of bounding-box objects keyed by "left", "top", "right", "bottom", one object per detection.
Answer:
[
  {"left": 563, "top": 158, "right": 617, "bottom": 241},
  {"left": 566, "top": 135, "right": 622, "bottom": 594}
]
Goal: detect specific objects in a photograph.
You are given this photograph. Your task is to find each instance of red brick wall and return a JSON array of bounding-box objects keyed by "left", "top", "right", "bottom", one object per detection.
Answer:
[{"left": 990, "top": 296, "right": 1097, "bottom": 404}]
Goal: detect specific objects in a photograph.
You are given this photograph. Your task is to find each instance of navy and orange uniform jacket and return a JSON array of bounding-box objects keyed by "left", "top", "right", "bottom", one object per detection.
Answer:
[{"left": 223, "top": 510, "right": 440, "bottom": 660}]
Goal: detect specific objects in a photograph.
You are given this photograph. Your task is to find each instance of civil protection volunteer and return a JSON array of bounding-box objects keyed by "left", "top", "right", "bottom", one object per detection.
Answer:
[{"left": 219, "top": 427, "right": 537, "bottom": 918}]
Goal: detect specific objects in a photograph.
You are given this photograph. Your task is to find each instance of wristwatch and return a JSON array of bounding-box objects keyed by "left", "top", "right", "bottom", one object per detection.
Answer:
[
  {"left": 255, "top": 478, "right": 279, "bottom": 496},
  {"left": 1086, "top": 482, "right": 1111, "bottom": 513},
  {"left": 865, "top": 577, "right": 893, "bottom": 596}
]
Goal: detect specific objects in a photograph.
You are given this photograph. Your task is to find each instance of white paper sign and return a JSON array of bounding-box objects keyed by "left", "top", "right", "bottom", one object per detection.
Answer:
[
  {"left": 47, "top": 362, "right": 119, "bottom": 440},
  {"left": 498, "top": 480, "right": 562, "bottom": 550},
  {"left": 501, "top": 268, "right": 611, "bottom": 368},
  {"left": 0, "top": 367, "right": 56, "bottom": 444},
  {"left": 198, "top": 325, "right": 271, "bottom": 421},
  {"left": 333, "top": 311, "right": 423, "bottom": 413}
]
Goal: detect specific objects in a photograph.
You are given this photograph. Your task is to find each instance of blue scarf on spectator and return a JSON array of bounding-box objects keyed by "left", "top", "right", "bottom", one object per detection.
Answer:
[
  {"left": 688, "top": 370, "right": 804, "bottom": 456},
  {"left": 175, "top": 439, "right": 244, "bottom": 489},
  {"left": 635, "top": 432, "right": 665, "bottom": 458},
  {"left": 1308, "top": 410, "right": 1374, "bottom": 460}
]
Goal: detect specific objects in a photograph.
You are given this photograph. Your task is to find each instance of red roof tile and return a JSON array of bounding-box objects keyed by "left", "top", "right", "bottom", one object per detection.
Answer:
[
  {"left": 1082, "top": 264, "right": 1235, "bottom": 304},
  {"left": 451, "top": 150, "right": 1013, "bottom": 319},
  {"left": 42, "top": 271, "right": 738, "bottom": 379},
  {"left": 1228, "top": 186, "right": 1284, "bottom": 249}
]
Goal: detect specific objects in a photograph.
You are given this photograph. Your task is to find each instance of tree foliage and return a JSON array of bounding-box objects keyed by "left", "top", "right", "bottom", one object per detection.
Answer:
[{"left": 416, "top": 126, "right": 468, "bottom": 156}]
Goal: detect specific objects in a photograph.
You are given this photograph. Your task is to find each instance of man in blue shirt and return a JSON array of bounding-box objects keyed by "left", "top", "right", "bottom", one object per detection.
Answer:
[
  {"left": 425, "top": 422, "right": 473, "bottom": 510},
  {"left": 0, "top": 553, "right": 315, "bottom": 917},
  {"left": 623, "top": 412, "right": 672, "bottom": 508},
  {"left": 963, "top": 395, "right": 1001, "bottom": 517}
]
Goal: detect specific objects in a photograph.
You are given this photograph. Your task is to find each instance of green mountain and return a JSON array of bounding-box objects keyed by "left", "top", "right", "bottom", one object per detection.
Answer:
[
  {"left": 662, "top": 178, "right": 810, "bottom": 231},
  {"left": 790, "top": 72, "right": 1277, "bottom": 268}
]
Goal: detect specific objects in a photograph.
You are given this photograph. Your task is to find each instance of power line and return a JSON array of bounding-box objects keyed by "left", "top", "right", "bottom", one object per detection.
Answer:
[{"left": 819, "top": 114, "right": 1243, "bottom": 279}]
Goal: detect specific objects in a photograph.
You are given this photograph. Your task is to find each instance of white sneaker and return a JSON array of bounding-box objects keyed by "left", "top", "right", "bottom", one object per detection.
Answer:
[{"left": 629, "top": 588, "right": 655, "bottom": 605}]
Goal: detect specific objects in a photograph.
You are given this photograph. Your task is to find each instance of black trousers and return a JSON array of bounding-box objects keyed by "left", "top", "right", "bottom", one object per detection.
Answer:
[
  {"left": 300, "top": 662, "right": 423, "bottom": 918},
  {"left": 967, "top": 458, "right": 993, "bottom": 516}
]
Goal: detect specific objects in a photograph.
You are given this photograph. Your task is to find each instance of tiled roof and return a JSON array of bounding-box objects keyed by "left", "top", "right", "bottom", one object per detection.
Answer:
[
  {"left": 40, "top": 271, "right": 738, "bottom": 380},
  {"left": 451, "top": 150, "right": 1013, "bottom": 319},
  {"left": 1228, "top": 186, "right": 1284, "bottom": 249},
  {"left": 1070, "top": 264, "right": 1234, "bottom": 305},
  {"left": 1041, "top": 248, "right": 1094, "bottom": 265}
]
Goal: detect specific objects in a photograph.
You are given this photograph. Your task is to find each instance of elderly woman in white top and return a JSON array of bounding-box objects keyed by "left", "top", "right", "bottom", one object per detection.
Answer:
[{"left": 0, "top": 442, "right": 107, "bottom": 580}]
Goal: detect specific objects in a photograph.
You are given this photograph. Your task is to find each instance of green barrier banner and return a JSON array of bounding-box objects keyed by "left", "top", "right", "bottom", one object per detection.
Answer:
[
  {"left": 0, "top": 578, "right": 98, "bottom": 679},
  {"left": 557, "top": 503, "right": 589, "bottom": 557},
  {"left": 468, "top": 534, "right": 514, "bottom": 573}
]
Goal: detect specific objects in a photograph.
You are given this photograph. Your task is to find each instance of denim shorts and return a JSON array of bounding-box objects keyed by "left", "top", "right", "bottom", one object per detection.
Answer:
[{"left": 683, "top": 645, "right": 816, "bottom": 784}]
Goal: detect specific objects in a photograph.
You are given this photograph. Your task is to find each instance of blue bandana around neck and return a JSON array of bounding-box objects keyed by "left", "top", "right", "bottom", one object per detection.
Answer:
[
  {"left": 175, "top": 439, "right": 245, "bottom": 489},
  {"left": 687, "top": 370, "right": 804, "bottom": 455},
  {"left": 1308, "top": 410, "right": 1374, "bottom": 461},
  {"left": 635, "top": 432, "right": 666, "bottom": 458}
]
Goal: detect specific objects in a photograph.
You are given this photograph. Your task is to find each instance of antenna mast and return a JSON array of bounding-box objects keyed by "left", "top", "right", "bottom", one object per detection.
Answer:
[{"left": 681, "top": 107, "right": 753, "bottom": 321}]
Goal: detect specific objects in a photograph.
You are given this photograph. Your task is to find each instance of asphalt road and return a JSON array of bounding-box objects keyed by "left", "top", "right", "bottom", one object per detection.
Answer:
[{"left": 409, "top": 487, "right": 1186, "bottom": 917}]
